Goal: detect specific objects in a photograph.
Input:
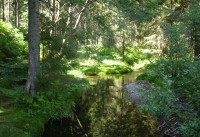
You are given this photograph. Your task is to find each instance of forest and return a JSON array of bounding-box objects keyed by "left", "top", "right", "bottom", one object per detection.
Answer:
[{"left": 0, "top": 0, "right": 200, "bottom": 137}]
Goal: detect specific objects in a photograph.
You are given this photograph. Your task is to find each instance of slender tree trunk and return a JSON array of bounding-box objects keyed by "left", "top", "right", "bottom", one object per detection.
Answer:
[
  {"left": 15, "top": 0, "right": 20, "bottom": 27},
  {"left": 170, "top": 0, "right": 173, "bottom": 10},
  {"left": 52, "top": 0, "right": 55, "bottom": 21},
  {"left": 17, "top": 0, "right": 20, "bottom": 27},
  {"left": 193, "top": 26, "right": 200, "bottom": 60},
  {"left": 14, "top": 0, "right": 19, "bottom": 27},
  {"left": 73, "top": 0, "right": 90, "bottom": 30},
  {"left": 52, "top": 0, "right": 55, "bottom": 36},
  {"left": 8, "top": 0, "right": 10, "bottom": 22},
  {"left": 2, "top": 0, "right": 5, "bottom": 21},
  {"left": 26, "top": 0, "right": 40, "bottom": 97},
  {"left": 122, "top": 32, "right": 125, "bottom": 61}
]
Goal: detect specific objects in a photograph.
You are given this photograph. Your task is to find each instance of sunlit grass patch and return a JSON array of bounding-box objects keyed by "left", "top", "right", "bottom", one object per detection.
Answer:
[
  {"left": 67, "top": 69, "right": 85, "bottom": 78},
  {"left": 102, "top": 59, "right": 126, "bottom": 65},
  {"left": 82, "top": 64, "right": 132, "bottom": 76},
  {"left": 102, "top": 65, "right": 132, "bottom": 74},
  {"left": 83, "top": 66, "right": 100, "bottom": 76},
  {"left": 80, "top": 59, "right": 98, "bottom": 67},
  {"left": 133, "top": 60, "right": 151, "bottom": 70},
  {"left": 70, "top": 46, "right": 158, "bottom": 76},
  {"left": 0, "top": 108, "right": 4, "bottom": 114}
]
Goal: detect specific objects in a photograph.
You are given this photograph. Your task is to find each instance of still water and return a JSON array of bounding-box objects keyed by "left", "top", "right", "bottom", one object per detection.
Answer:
[{"left": 42, "top": 72, "right": 157, "bottom": 137}]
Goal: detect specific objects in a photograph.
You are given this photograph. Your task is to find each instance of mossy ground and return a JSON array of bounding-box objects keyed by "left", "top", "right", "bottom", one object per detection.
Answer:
[
  {"left": 68, "top": 46, "right": 156, "bottom": 77},
  {"left": 0, "top": 108, "right": 45, "bottom": 137},
  {"left": 0, "top": 73, "right": 88, "bottom": 137},
  {"left": 83, "top": 64, "right": 132, "bottom": 76}
]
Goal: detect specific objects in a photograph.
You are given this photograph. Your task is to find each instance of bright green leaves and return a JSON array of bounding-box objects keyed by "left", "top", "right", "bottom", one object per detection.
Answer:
[{"left": 0, "top": 21, "right": 27, "bottom": 63}]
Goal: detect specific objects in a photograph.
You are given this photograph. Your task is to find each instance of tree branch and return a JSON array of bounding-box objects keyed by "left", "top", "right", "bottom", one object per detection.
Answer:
[{"left": 73, "top": 0, "right": 98, "bottom": 30}]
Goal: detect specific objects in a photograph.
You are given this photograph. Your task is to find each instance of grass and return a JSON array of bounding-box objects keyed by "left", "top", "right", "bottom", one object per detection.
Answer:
[
  {"left": 0, "top": 62, "right": 88, "bottom": 137},
  {"left": 68, "top": 45, "right": 157, "bottom": 77}
]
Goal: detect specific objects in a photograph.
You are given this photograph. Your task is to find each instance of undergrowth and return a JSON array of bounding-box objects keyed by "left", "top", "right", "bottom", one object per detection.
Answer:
[
  {"left": 137, "top": 58, "right": 200, "bottom": 137},
  {"left": 0, "top": 59, "right": 88, "bottom": 137}
]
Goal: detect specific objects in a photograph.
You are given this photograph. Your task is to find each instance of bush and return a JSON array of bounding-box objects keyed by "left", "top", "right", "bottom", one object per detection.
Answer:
[
  {"left": 138, "top": 58, "right": 200, "bottom": 136},
  {"left": 83, "top": 66, "right": 100, "bottom": 76},
  {"left": 124, "top": 48, "right": 154, "bottom": 65},
  {"left": 0, "top": 21, "right": 27, "bottom": 63},
  {"left": 104, "top": 65, "right": 132, "bottom": 74},
  {"left": 82, "top": 64, "right": 132, "bottom": 76}
]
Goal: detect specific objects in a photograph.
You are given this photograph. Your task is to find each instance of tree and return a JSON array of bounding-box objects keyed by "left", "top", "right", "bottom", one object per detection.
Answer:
[
  {"left": 14, "top": 0, "right": 20, "bottom": 27},
  {"left": 2, "top": 0, "right": 5, "bottom": 21},
  {"left": 26, "top": 0, "right": 40, "bottom": 97}
]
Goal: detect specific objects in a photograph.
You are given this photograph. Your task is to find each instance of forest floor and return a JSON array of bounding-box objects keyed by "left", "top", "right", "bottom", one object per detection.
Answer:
[{"left": 0, "top": 73, "right": 88, "bottom": 137}]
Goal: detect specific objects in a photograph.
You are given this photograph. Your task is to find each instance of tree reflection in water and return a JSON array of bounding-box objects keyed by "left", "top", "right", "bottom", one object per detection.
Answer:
[
  {"left": 77, "top": 77, "right": 157, "bottom": 137},
  {"left": 43, "top": 73, "right": 158, "bottom": 137}
]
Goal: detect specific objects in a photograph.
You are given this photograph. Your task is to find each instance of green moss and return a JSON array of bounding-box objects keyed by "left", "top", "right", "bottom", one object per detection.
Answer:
[
  {"left": 136, "top": 73, "right": 163, "bottom": 87},
  {"left": 82, "top": 64, "right": 132, "bottom": 76},
  {"left": 104, "top": 65, "right": 132, "bottom": 74},
  {"left": 0, "top": 108, "right": 45, "bottom": 137},
  {"left": 83, "top": 66, "right": 100, "bottom": 76},
  {"left": 0, "top": 75, "right": 88, "bottom": 137}
]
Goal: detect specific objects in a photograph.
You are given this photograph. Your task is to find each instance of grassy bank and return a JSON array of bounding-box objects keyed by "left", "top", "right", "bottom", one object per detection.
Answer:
[
  {"left": 0, "top": 63, "right": 88, "bottom": 137},
  {"left": 67, "top": 45, "right": 156, "bottom": 77}
]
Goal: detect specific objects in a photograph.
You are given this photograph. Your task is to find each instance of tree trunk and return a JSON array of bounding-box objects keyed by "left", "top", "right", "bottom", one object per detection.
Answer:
[
  {"left": 2, "top": 0, "right": 5, "bottom": 21},
  {"left": 17, "top": 0, "right": 20, "bottom": 27},
  {"left": 14, "top": 0, "right": 19, "bottom": 27},
  {"left": 122, "top": 32, "right": 125, "bottom": 61},
  {"left": 194, "top": 31, "right": 200, "bottom": 60},
  {"left": 191, "top": 23, "right": 200, "bottom": 60},
  {"left": 8, "top": 0, "right": 10, "bottom": 22},
  {"left": 52, "top": 0, "right": 56, "bottom": 36},
  {"left": 26, "top": 0, "right": 40, "bottom": 97}
]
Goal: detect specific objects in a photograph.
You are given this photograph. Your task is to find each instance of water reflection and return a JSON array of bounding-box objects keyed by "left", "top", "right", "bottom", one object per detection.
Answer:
[
  {"left": 77, "top": 73, "right": 157, "bottom": 137},
  {"left": 43, "top": 72, "right": 157, "bottom": 137}
]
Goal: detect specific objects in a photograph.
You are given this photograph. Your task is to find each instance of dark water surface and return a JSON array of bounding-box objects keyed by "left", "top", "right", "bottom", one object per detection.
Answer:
[{"left": 42, "top": 72, "right": 157, "bottom": 137}]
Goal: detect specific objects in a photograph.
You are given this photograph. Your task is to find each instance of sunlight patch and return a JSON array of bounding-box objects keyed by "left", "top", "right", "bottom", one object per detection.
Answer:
[
  {"left": 102, "top": 59, "right": 125, "bottom": 65},
  {"left": 67, "top": 70, "right": 84, "bottom": 78},
  {"left": 0, "top": 109, "right": 4, "bottom": 114}
]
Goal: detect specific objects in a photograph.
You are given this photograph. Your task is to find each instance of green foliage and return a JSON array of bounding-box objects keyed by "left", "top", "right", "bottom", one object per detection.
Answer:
[
  {"left": 83, "top": 66, "right": 100, "bottom": 76},
  {"left": 124, "top": 48, "right": 152, "bottom": 65},
  {"left": 0, "top": 62, "right": 28, "bottom": 89},
  {"left": 17, "top": 83, "right": 85, "bottom": 119},
  {"left": 41, "top": 58, "right": 68, "bottom": 77},
  {"left": 180, "top": 118, "right": 200, "bottom": 137},
  {"left": 104, "top": 65, "right": 132, "bottom": 74},
  {"left": 97, "top": 47, "right": 120, "bottom": 60},
  {"left": 0, "top": 50, "right": 88, "bottom": 137},
  {"left": 136, "top": 72, "right": 163, "bottom": 87},
  {"left": 2, "top": 0, "right": 200, "bottom": 136},
  {"left": 83, "top": 64, "right": 132, "bottom": 76},
  {"left": 0, "top": 74, "right": 88, "bottom": 136},
  {"left": 0, "top": 88, "right": 45, "bottom": 137},
  {"left": 102, "top": 30, "right": 116, "bottom": 48},
  {"left": 0, "top": 21, "right": 28, "bottom": 63},
  {"left": 74, "top": 46, "right": 133, "bottom": 76},
  {"left": 162, "top": 23, "right": 190, "bottom": 59},
  {"left": 138, "top": 58, "right": 200, "bottom": 136}
]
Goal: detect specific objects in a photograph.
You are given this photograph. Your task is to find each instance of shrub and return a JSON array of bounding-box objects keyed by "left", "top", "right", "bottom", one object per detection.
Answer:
[
  {"left": 83, "top": 66, "right": 100, "bottom": 76},
  {"left": 0, "top": 21, "right": 27, "bottom": 63},
  {"left": 138, "top": 58, "right": 200, "bottom": 136}
]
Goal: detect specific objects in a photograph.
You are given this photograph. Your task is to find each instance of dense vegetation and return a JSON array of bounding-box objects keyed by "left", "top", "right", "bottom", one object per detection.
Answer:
[{"left": 0, "top": 0, "right": 200, "bottom": 137}]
